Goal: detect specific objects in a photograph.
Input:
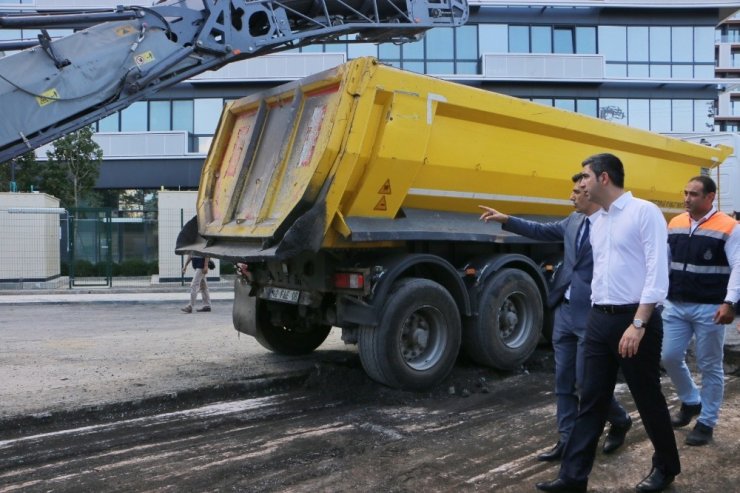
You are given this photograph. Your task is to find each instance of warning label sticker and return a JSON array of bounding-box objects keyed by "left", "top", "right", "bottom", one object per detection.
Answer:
[
  {"left": 134, "top": 51, "right": 155, "bottom": 67},
  {"left": 374, "top": 196, "right": 387, "bottom": 211},
  {"left": 378, "top": 179, "right": 392, "bottom": 195},
  {"left": 36, "top": 88, "right": 59, "bottom": 107}
]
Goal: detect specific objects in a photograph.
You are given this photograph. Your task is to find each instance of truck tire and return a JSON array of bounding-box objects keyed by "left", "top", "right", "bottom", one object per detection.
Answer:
[
  {"left": 358, "top": 278, "right": 461, "bottom": 390},
  {"left": 254, "top": 299, "right": 331, "bottom": 356},
  {"left": 463, "top": 268, "right": 542, "bottom": 370}
]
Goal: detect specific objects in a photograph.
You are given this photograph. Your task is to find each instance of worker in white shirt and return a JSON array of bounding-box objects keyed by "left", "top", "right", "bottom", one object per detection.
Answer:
[{"left": 537, "top": 153, "right": 679, "bottom": 493}]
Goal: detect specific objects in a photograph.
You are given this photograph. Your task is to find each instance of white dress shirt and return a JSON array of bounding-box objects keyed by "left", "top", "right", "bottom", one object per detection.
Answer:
[
  {"left": 690, "top": 206, "right": 740, "bottom": 304},
  {"left": 590, "top": 192, "right": 669, "bottom": 305}
]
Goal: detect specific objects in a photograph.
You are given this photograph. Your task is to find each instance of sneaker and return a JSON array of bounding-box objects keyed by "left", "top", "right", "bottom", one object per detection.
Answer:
[
  {"left": 181, "top": 306, "right": 192, "bottom": 313},
  {"left": 196, "top": 306, "right": 212, "bottom": 312},
  {"left": 685, "top": 421, "right": 713, "bottom": 446}
]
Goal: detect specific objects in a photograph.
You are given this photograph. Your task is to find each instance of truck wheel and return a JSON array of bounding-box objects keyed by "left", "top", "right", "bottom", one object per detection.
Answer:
[
  {"left": 358, "top": 278, "right": 461, "bottom": 390},
  {"left": 463, "top": 268, "right": 542, "bottom": 370},
  {"left": 254, "top": 299, "right": 331, "bottom": 356}
]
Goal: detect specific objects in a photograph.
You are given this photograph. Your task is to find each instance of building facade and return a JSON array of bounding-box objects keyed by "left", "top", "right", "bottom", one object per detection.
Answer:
[{"left": 1, "top": 0, "right": 738, "bottom": 190}]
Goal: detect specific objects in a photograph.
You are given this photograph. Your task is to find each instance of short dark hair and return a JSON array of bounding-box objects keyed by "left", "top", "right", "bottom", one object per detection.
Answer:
[
  {"left": 571, "top": 172, "right": 584, "bottom": 183},
  {"left": 582, "top": 153, "right": 625, "bottom": 188},
  {"left": 688, "top": 175, "right": 717, "bottom": 195}
]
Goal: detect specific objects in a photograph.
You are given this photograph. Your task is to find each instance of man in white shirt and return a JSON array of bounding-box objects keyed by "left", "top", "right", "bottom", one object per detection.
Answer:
[
  {"left": 661, "top": 176, "right": 739, "bottom": 446},
  {"left": 536, "top": 153, "right": 679, "bottom": 493}
]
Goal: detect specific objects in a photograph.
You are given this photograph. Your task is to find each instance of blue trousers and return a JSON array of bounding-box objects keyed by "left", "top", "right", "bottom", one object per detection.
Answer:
[
  {"left": 559, "top": 308, "right": 680, "bottom": 483},
  {"left": 661, "top": 300, "right": 726, "bottom": 428},
  {"left": 553, "top": 302, "right": 630, "bottom": 444}
]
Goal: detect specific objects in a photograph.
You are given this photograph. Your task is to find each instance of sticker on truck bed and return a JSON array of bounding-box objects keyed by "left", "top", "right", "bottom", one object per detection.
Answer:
[{"left": 297, "top": 105, "right": 327, "bottom": 168}]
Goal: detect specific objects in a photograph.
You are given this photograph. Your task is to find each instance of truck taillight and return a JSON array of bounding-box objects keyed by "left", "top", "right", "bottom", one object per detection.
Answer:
[{"left": 333, "top": 272, "right": 365, "bottom": 289}]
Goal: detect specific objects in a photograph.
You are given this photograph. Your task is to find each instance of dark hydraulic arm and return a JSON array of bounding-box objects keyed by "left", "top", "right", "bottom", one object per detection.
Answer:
[{"left": 0, "top": 0, "right": 468, "bottom": 163}]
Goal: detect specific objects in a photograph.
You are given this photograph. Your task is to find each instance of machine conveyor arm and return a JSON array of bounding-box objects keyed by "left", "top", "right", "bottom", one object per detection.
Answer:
[{"left": 0, "top": 0, "right": 468, "bottom": 164}]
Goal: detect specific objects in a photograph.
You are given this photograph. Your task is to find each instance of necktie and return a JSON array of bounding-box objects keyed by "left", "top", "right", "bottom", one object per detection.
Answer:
[{"left": 577, "top": 218, "right": 590, "bottom": 252}]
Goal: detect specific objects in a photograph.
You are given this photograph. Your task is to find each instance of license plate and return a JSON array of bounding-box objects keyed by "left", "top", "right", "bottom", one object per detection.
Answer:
[{"left": 266, "top": 287, "right": 300, "bottom": 304}]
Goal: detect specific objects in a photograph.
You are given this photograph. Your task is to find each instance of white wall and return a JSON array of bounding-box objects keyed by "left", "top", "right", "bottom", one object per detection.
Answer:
[
  {"left": 0, "top": 193, "right": 62, "bottom": 283},
  {"left": 157, "top": 191, "right": 220, "bottom": 282}
]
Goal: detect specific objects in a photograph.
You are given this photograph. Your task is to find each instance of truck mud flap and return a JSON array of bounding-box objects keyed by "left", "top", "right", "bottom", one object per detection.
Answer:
[{"left": 233, "top": 278, "right": 257, "bottom": 337}]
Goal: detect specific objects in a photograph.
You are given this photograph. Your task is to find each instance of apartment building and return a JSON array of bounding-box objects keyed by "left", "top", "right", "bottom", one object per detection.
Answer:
[{"left": 1, "top": 0, "right": 738, "bottom": 190}]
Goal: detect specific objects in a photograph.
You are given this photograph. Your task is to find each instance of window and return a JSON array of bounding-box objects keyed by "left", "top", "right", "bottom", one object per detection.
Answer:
[
  {"left": 531, "top": 26, "right": 551, "bottom": 53},
  {"left": 149, "top": 101, "right": 171, "bottom": 132},
  {"left": 672, "top": 100, "right": 693, "bottom": 132},
  {"left": 527, "top": 98, "right": 596, "bottom": 117},
  {"left": 377, "top": 25, "right": 477, "bottom": 74},
  {"left": 347, "top": 42, "right": 377, "bottom": 59},
  {"left": 575, "top": 27, "right": 596, "bottom": 54},
  {"left": 478, "top": 24, "right": 508, "bottom": 53},
  {"left": 694, "top": 27, "right": 714, "bottom": 63},
  {"left": 172, "top": 100, "right": 193, "bottom": 133},
  {"left": 598, "top": 26, "right": 626, "bottom": 61},
  {"left": 121, "top": 102, "right": 147, "bottom": 131},
  {"left": 627, "top": 27, "right": 648, "bottom": 62},
  {"left": 426, "top": 28, "right": 454, "bottom": 59},
  {"left": 98, "top": 113, "right": 119, "bottom": 132},
  {"left": 553, "top": 27, "right": 574, "bottom": 54},
  {"left": 651, "top": 100, "right": 671, "bottom": 132},
  {"left": 649, "top": 27, "right": 670, "bottom": 62},
  {"left": 694, "top": 100, "right": 713, "bottom": 132},
  {"left": 672, "top": 27, "right": 693, "bottom": 63},
  {"left": 509, "top": 26, "right": 530, "bottom": 53},
  {"left": 554, "top": 99, "right": 575, "bottom": 111},
  {"left": 378, "top": 42, "right": 400, "bottom": 61},
  {"left": 456, "top": 25, "right": 478, "bottom": 59},
  {"left": 628, "top": 100, "right": 650, "bottom": 130},
  {"left": 577, "top": 100, "right": 597, "bottom": 118},
  {"left": 193, "top": 99, "right": 223, "bottom": 135}
]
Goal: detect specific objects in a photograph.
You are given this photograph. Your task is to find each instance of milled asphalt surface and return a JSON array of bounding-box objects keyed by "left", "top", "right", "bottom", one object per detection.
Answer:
[
  {"left": 0, "top": 285, "right": 738, "bottom": 423},
  {"left": 0, "top": 284, "right": 353, "bottom": 423}
]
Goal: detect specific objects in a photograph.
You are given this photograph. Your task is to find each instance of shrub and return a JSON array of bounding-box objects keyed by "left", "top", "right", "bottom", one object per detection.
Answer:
[{"left": 72, "top": 259, "right": 95, "bottom": 276}]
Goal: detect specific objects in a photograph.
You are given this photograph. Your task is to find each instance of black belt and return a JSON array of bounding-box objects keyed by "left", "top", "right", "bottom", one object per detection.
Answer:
[{"left": 593, "top": 303, "right": 639, "bottom": 314}]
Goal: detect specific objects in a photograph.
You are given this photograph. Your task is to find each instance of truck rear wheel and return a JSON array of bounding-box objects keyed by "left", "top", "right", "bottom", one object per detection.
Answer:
[
  {"left": 254, "top": 299, "right": 331, "bottom": 355},
  {"left": 358, "top": 278, "right": 461, "bottom": 390},
  {"left": 463, "top": 268, "right": 542, "bottom": 370}
]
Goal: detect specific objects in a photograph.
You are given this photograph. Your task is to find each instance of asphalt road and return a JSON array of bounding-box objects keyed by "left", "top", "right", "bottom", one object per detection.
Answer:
[{"left": 1, "top": 299, "right": 739, "bottom": 492}]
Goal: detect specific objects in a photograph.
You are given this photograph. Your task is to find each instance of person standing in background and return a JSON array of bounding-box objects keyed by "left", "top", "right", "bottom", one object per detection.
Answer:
[
  {"left": 479, "top": 173, "right": 631, "bottom": 463},
  {"left": 181, "top": 254, "right": 212, "bottom": 313},
  {"left": 661, "top": 176, "right": 739, "bottom": 446}
]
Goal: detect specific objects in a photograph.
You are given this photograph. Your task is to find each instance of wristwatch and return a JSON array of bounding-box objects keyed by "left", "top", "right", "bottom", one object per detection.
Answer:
[
  {"left": 723, "top": 300, "right": 736, "bottom": 311},
  {"left": 633, "top": 319, "right": 645, "bottom": 329}
]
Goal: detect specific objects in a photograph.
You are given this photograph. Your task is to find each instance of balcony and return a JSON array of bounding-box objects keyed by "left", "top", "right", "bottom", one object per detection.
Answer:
[
  {"left": 482, "top": 53, "right": 605, "bottom": 81},
  {"left": 191, "top": 53, "right": 347, "bottom": 83},
  {"left": 35, "top": 131, "right": 197, "bottom": 160}
]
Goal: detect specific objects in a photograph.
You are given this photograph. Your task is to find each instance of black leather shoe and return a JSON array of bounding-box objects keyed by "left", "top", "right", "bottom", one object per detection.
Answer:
[
  {"left": 603, "top": 416, "right": 632, "bottom": 454},
  {"left": 536, "top": 478, "right": 587, "bottom": 492},
  {"left": 537, "top": 441, "right": 564, "bottom": 462},
  {"left": 671, "top": 402, "right": 701, "bottom": 428},
  {"left": 635, "top": 467, "right": 675, "bottom": 492},
  {"left": 685, "top": 421, "right": 713, "bottom": 446}
]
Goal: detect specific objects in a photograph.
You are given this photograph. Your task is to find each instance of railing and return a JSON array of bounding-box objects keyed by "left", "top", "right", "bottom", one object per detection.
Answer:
[{"left": 482, "top": 53, "right": 605, "bottom": 80}]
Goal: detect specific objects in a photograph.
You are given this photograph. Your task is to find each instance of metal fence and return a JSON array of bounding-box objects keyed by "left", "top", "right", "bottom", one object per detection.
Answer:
[{"left": 0, "top": 207, "right": 233, "bottom": 290}]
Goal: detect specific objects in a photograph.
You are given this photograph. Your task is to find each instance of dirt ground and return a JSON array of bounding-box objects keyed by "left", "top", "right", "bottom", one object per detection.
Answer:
[{"left": 1, "top": 301, "right": 739, "bottom": 492}]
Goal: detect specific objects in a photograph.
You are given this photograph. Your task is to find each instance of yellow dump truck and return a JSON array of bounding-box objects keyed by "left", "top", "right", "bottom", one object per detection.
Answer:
[{"left": 177, "top": 57, "right": 731, "bottom": 390}]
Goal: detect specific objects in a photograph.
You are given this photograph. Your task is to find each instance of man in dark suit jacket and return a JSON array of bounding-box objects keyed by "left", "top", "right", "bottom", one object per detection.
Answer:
[{"left": 479, "top": 174, "right": 631, "bottom": 461}]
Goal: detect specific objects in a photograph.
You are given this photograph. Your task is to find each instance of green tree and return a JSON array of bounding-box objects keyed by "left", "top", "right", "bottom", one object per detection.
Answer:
[
  {"left": 43, "top": 126, "right": 103, "bottom": 208},
  {"left": 0, "top": 151, "right": 42, "bottom": 192}
]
